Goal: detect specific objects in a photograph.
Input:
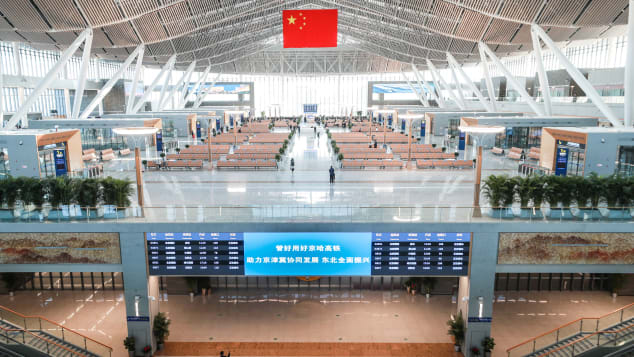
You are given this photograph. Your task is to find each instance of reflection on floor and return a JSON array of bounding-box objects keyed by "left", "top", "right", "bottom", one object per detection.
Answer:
[{"left": 0, "top": 289, "right": 127, "bottom": 357}]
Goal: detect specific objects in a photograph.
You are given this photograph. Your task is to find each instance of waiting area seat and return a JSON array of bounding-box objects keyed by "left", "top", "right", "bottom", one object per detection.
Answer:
[
  {"left": 216, "top": 160, "right": 278, "bottom": 170},
  {"left": 404, "top": 152, "right": 456, "bottom": 160},
  {"left": 527, "top": 147, "right": 541, "bottom": 160},
  {"left": 491, "top": 147, "right": 505, "bottom": 155},
  {"left": 226, "top": 153, "right": 277, "bottom": 160},
  {"left": 166, "top": 153, "right": 219, "bottom": 161},
  {"left": 416, "top": 160, "right": 474, "bottom": 169},
  {"left": 234, "top": 145, "right": 282, "bottom": 154},
  {"left": 341, "top": 159, "right": 403, "bottom": 169},
  {"left": 181, "top": 145, "right": 231, "bottom": 154},
  {"left": 342, "top": 153, "right": 394, "bottom": 160},
  {"left": 147, "top": 160, "right": 203, "bottom": 170},
  {"left": 119, "top": 148, "right": 131, "bottom": 156},
  {"left": 100, "top": 148, "right": 116, "bottom": 161},
  {"left": 507, "top": 147, "right": 523, "bottom": 160},
  {"left": 82, "top": 148, "right": 97, "bottom": 162}
]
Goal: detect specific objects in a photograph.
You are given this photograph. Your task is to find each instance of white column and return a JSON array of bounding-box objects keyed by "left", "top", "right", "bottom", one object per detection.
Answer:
[
  {"left": 184, "top": 65, "right": 210, "bottom": 110},
  {"left": 194, "top": 73, "right": 220, "bottom": 108},
  {"left": 478, "top": 45, "right": 498, "bottom": 112},
  {"left": 13, "top": 42, "right": 25, "bottom": 126},
  {"left": 625, "top": 0, "right": 634, "bottom": 126},
  {"left": 412, "top": 63, "right": 443, "bottom": 108},
  {"left": 126, "top": 45, "right": 145, "bottom": 114},
  {"left": 479, "top": 42, "right": 545, "bottom": 116},
  {"left": 157, "top": 71, "right": 172, "bottom": 111},
  {"left": 532, "top": 31, "right": 552, "bottom": 116},
  {"left": 160, "top": 61, "right": 195, "bottom": 111},
  {"left": 0, "top": 59, "right": 4, "bottom": 128},
  {"left": 532, "top": 25, "right": 622, "bottom": 127},
  {"left": 449, "top": 64, "right": 467, "bottom": 106},
  {"left": 427, "top": 59, "right": 464, "bottom": 109},
  {"left": 401, "top": 71, "right": 429, "bottom": 106},
  {"left": 63, "top": 89, "right": 71, "bottom": 118},
  {"left": 131, "top": 55, "right": 176, "bottom": 114},
  {"left": 80, "top": 45, "right": 145, "bottom": 119},
  {"left": 447, "top": 53, "right": 494, "bottom": 112},
  {"left": 71, "top": 28, "right": 93, "bottom": 118},
  {"left": 7, "top": 29, "right": 92, "bottom": 129}
]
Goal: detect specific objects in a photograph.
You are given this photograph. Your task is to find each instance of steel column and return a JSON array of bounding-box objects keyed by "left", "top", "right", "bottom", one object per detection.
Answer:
[
  {"left": 478, "top": 44, "right": 498, "bottom": 112},
  {"left": 193, "top": 73, "right": 221, "bottom": 108},
  {"left": 183, "top": 65, "right": 211, "bottom": 109},
  {"left": 401, "top": 71, "right": 429, "bottom": 107},
  {"left": 126, "top": 45, "right": 146, "bottom": 114},
  {"left": 160, "top": 61, "right": 195, "bottom": 110},
  {"left": 131, "top": 55, "right": 176, "bottom": 114},
  {"left": 412, "top": 63, "right": 443, "bottom": 108},
  {"left": 71, "top": 29, "right": 93, "bottom": 118},
  {"left": 447, "top": 52, "right": 494, "bottom": 112},
  {"left": 532, "top": 31, "right": 552, "bottom": 116},
  {"left": 80, "top": 45, "right": 145, "bottom": 119},
  {"left": 532, "top": 25, "right": 622, "bottom": 127},
  {"left": 7, "top": 28, "right": 92, "bottom": 129},
  {"left": 427, "top": 59, "right": 464, "bottom": 109},
  {"left": 625, "top": 0, "right": 634, "bottom": 126},
  {"left": 448, "top": 64, "right": 467, "bottom": 107}
]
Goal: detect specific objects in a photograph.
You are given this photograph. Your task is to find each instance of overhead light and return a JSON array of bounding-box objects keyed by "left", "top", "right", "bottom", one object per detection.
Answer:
[
  {"left": 227, "top": 187, "right": 246, "bottom": 193},
  {"left": 458, "top": 125, "right": 505, "bottom": 134}
]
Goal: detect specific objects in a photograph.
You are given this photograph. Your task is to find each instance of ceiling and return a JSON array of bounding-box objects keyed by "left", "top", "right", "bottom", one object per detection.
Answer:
[{"left": 0, "top": 0, "right": 629, "bottom": 73}]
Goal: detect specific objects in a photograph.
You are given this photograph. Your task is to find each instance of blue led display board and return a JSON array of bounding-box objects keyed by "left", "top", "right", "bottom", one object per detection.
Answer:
[{"left": 146, "top": 232, "right": 470, "bottom": 276}]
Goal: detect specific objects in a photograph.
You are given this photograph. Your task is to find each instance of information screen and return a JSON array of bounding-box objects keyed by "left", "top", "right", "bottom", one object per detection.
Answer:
[
  {"left": 146, "top": 232, "right": 470, "bottom": 276},
  {"left": 371, "top": 232, "right": 470, "bottom": 275},
  {"left": 147, "top": 232, "right": 244, "bottom": 275}
]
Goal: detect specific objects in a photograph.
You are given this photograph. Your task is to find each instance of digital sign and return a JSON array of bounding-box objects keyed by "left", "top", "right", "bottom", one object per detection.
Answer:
[{"left": 146, "top": 232, "right": 470, "bottom": 276}]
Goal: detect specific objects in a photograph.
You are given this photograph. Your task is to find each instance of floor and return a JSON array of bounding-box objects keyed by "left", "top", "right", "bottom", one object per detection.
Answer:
[
  {"left": 0, "top": 289, "right": 631, "bottom": 357},
  {"left": 99, "top": 123, "right": 521, "bottom": 223}
]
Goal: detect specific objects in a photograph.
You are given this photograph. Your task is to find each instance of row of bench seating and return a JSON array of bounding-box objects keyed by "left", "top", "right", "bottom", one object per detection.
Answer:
[
  {"left": 491, "top": 147, "right": 504, "bottom": 155},
  {"left": 342, "top": 160, "right": 403, "bottom": 169},
  {"left": 527, "top": 147, "right": 540, "bottom": 160},
  {"left": 147, "top": 160, "right": 203, "bottom": 170},
  {"left": 235, "top": 145, "right": 282, "bottom": 154},
  {"left": 416, "top": 160, "right": 474, "bottom": 169},
  {"left": 165, "top": 153, "right": 222, "bottom": 161},
  {"left": 390, "top": 147, "right": 443, "bottom": 153},
  {"left": 216, "top": 160, "right": 278, "bottom": 169},
  {"left": 402, "top": 153, "right": 456, "bottom": 160},
  {"left": 226, "top": 153, "right": 277, "bottom": 160},
  {"left": 181, "top": 145, "right": 231, "bottom": 154},
  {"left": 101, "top": 148, "right": 116, "bottom": 161},
  {"left": 343, "top": 153, "right": 394, "bottom": 160},
  {"left": 507, "top": 147, "right": 523, "bottom": 160}
]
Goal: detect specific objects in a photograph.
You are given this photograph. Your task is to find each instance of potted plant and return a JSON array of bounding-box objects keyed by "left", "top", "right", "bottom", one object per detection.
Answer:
[
  {"left": 482, "top": 336, "right": 495, "bottom": 357},
  {"left": 152, "top": 312, "right": 170, "bottom": 350},
  {"left": 175, "top": 147, "right": 181, "bottom": 154},
  {"left": 75, "top": 178, "right": 100, "bottom": 220},
  {"left": 142, "top": 345, "right": 151, "bottom": 357},
  {"left": 275, "top": 154, "right": 281, "bottom": 162},
  {"left": 1, "top": 273, "right": 21, "bottom": 296},
  {"left": 570, "top": 174, "right": 601, "bottom": 220},
  {"left": 17, "top": 177, "right": 45, "bottom": 221},
  {"left": 422, "top": 277, "right": 437, "bottom": 299},
  {"left": 608, "top": 274, "right": 624, "bottom": 298},
  {"left": 545, "top": 175, "right": 574, "bottom": 220},
  {"left": 447, "top": 311, "right": 465, "bottom": 352},
  {"left": 124, "top": 336, "right": 136, "bottom": 357},
  {"left": 334, "top": 146, "right": 340, "bottom": 154},
  {"left": 185, "top": 277, "right": 197, "bottom": 298},
  {"left": 471, "top": 346, "right": 481, "bottom": 356},
  {"left": 102, "top": 178, "right": 133, "bottom": 219},
  {"left": 0, "top": 178, "right": 12, "bottom": 221},
  {"left": 482, "top": 175, "right": 514, "bottom": 219},
  {"left": 45, "top": 177, "right": 76, "bottom": 221},
  {"left": 338, "top": 153, "right": 344, "bottom": 161}
]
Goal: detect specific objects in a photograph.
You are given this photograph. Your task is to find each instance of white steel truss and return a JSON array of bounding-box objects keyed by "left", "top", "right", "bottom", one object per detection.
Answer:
[
  {"left": 447, "top": 52, "right": 494, "bottom": 112},
  {"left": 194, "top": 73, "right": 221, "bottom": 109},
  {"left": 71, "top": 30, "right": 93, "bottom": 119},
  {"left": 182, "top": 65, "right": 211, "bottom": 109},
  {"left": 401, "top": 71, "right": 429, "bottom": 107},
  {"left": 160, "top": 61, "right": 196, "bottom": 111},
  {"left": 426, "top": 59, "right": 464, "bottom": 110},
  {"left": 411, "top": 63, "right": 443, "bottom": 108}
]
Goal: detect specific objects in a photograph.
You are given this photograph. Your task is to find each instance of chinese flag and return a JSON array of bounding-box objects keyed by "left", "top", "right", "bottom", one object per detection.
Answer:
[{"left": 283, "top": 9, "right": 338, "bottom": 48}]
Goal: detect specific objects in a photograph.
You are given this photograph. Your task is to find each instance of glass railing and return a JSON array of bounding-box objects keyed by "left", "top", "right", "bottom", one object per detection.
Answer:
[
  {"left": 538, "top": 324, "right": 634, "bottom": 356},
  {"left": 0, "top": 305, "right": 112, "bottom": 357},
  {"left": 1, "top": 205, "right": 633, "bottom": 223},
  {"left": 507, "top": 303, "right": 634, "bottom": 357}
]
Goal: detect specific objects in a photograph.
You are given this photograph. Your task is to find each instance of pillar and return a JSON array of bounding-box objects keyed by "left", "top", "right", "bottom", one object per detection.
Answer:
[
  {"left": 457, "top": 231, "right": 497, "bottom": 356},
  {"left": 135, "top": 147, "right": 143, "bottom": 207},
  {"left": 625, "top": 0, "right": 634, "bottom": 127},
  {"left": 121, "top": 232, "right": 157, "bottom": 356}
]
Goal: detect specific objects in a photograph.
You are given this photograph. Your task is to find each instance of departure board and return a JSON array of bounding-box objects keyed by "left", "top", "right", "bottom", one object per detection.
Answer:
[
  {"left": 371, "top": 232, "right": 470, "bottom": 275},
  {"left": 146, "top": 232, "right": 244, "bottom": 275}
]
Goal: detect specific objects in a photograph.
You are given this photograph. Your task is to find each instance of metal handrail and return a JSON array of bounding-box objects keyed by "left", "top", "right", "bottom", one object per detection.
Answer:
[
  {"left": 535, "top": 323, "right": 634, "bottom": 357},
  {"left": 0, "top": 305, "right": 113, "bottom": 354},
  {"left": 0, "top": 324, "right": 86, "bottom": 357},
  {"left": 507, "top": 302, "right": 634, "bottom": 355}
]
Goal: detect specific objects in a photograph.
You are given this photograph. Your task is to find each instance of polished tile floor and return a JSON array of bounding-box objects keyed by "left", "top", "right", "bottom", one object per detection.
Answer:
[{"left": 0, "top": 289, "right": 631, "bottom": 357}]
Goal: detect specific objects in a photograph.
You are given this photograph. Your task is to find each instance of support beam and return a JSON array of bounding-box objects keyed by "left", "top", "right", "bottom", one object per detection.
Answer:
[
  {"left": 401, "top": 71, "right": 429, "bottom": 107},
  {"left": 478, "top": 42, "right": 545, "bottom": 116},
  {"left": 0, "top": 59, "right": 4, "bottom": 128},
  {"left": 478, "top": 45, "right": 498, "bottom": 112},
  {"left": 177, "top": 64, "right": 196, "bottom": 109},
  {"left": 71, "top": 29, "right": 93, "bottom": 118},
  {"left": 412, "top": 63, "right": 443, "bottom": 108},
  {"left": 126, "top": 46, "right": 145, "bottom": 114},
  {"left": 131, "top": 55, "right": 176, "bottom": 114},
  {"left": 193, "top": 73, "right": 221, "bottom": 108},
  {"left": 7, "top": 28, "right": 92, "bottom": 129},
  {"left": 447, "top": 52, "right": 494, "bottom": 112},
  {"left": 532, "top": 25, "right": 622, "bottom": 127},
  {"left": 448, "top": 64, "right": 467, "bottom": 107},
  {"left": 182, "top": 66, "right": 210, "bottom": 109},
  {"left": 532, "top": 30, "right": 552, "bottom": 116},
  {"left": 625, "top": 0, "right": 634, "bottom": 126},
  {"left": 160, "top": 61, "right": 195, "bottom": 110},
  {"left": 427, "top": 59, "right": 464, "bottom": 110},
  {"left": 157, "top": 71, "right": 172, "bottom": 112},
  {"left": 80, "top": 45, "right": 145, "bottom": 119}
]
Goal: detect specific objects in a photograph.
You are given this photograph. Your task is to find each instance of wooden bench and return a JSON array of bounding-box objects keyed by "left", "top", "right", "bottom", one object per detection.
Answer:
[
  {"left": 100, "top": 148, "right": 116, "bottom": 161},
  {"left": 166, "top": 153, "right": 215, "bottom": 161},
  {"left": 119, "top": 148, "right": 131, "bottom": 156},
  {"left": 491, "top": 147, "right": 504, "bottom": 155},
  {"left": 226, "top": 153, "right": 277, "bottom": 160},
  {"left": 507, "top": 147, "right": 523, "bottom": 160},
  {"left": 341, "top": 160, "right": 403, "bottom": 169},
  {"left": 343, "top": 153, "right": 394, "bottom": 160},
  {"left": 415, "top": 160, "right": 474, "bottom": 169},
  {"left": 527, "top": 147, "right": 541, "bottom": 160},
  {"left": 216, "top": 160, "right": 278, "bottom": 170},
  {"left": 166, "top": 160, "right": 203, "bottom": 170},
  {"left": 82, "top": 148, "right": 97, "bottom": 162}
]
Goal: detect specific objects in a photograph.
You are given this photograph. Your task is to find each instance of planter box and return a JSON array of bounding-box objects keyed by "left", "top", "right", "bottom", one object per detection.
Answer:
[
  {"left": 0, "top": 209, "right": 16, "bottom": 221},
  {"left": 20, "top": 209, "right": 43, "bottom": 221},
  {"left": 549, "top": 208, "right": 574, "bottom": 220},
  {"left": 103, "top": 205, "right": 127, "bottom": 219},
  {"left": 574, "top": 208, "right": 602, "bottom": 221},
  {"left": 489, "top": 207, "right": 514, "bottom": 219},
  {"left": 47, "top": 209, "right": 70, "bottom": 221},
  {"left": 74, "top": 208, "right": 99, "bottom": 220},
  {"left": 604, "top": 209, "right": 632, "bottom": 220},
  {"left": 517, "top": 208, "right": 543, "bottom": 220}
]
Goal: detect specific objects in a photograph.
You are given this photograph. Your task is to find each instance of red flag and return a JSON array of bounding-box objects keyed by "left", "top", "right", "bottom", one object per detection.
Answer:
[{"left": 283, "top": 9, "right": 338, "bottom": 48}]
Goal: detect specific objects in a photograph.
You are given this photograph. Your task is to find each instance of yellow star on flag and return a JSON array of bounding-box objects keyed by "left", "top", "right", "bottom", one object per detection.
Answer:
[{"left": 287, "top": 15, "right": 296, "bottom": 24}]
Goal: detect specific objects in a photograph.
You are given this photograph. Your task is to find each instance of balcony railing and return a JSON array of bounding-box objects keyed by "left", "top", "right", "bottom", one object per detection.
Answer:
[{"left": 1, "top": 205, "right": 633, "bottom": 223}]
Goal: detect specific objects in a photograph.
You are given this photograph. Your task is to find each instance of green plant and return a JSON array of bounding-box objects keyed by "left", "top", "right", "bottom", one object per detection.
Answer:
[
  {"left": 603, "top": 175, "right": 626, "bottom": 208},
  {"left": 1, "top": 273, "right": 21, "bottom": 292},
  {"left": 279, "top": 147, "right": 284, "bottom": 155},
  {"left": 175, "top": 147, "right": 181, "bottom": 153},
  {"left": 101, "top": 177, "right": 133, "bottom": 207},
  {"left": 152, "top": 312, "right": 170, "bottom": 345},
  {"left": 608, "top": 274, "right": 625, "bottom": 294},
  {"left": 18, "top": 177, "right": 45, "bottom": 208},
  {"left": 46, "top": 177, "right": 76, "bottom": 207},
  {"left": 334, "top": 146, "right": 340, "bottom": 154},
  {"left": 123, "top": 336, "right": 135, "bottom": 351},
  {"left": 275, "top": 154, "right": 281, "bottom": 161},
  {"left": 447, "top": 311, "right": 465, "bottom": 346},
  {"left": 422, "top": 277, "right": 437, "bottom": 295},
  {"left": 482, "top": 175, "right": 509, "bottom": 208},
  {"left": 142, "top": 160, "right": 148, "bottom": 166},
  {"left": 529, "top": 176, "right": 547, "bottom": 209},
  {"left": 338, "top": 153, "right": 344, "bottom": 161},
  {"left": 75, "top": 178, "right": 101, "bottom": 209},
  {"left": 482, "top": 337, "right": 495, "bottom": 353},
  {"left": 545, "top": 175, "right": 573, "bottom": 208},
  {"left": 185, "top": 277, "right": 198, "bottom": 293},
  {"left": 513, "top": 176, "right": 532, "bottom": 208}
]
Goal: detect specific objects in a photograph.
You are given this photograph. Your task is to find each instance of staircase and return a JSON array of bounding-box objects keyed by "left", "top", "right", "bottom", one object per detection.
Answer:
[
  {"left": 507, "top": 302, "right": 634, "bottom": 357},
  {"left": 0, "top": 305, "right": 112, "bottom": 357}
]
